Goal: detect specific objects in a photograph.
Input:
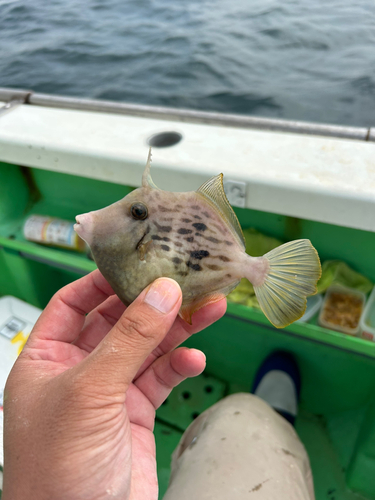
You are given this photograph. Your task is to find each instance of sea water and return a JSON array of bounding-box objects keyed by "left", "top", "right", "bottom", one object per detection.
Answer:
[{"left": 1, "top": 0, "right": 374, "bottom": 127}]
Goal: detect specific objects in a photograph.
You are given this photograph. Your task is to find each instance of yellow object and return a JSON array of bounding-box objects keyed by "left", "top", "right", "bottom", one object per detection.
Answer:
[{"left": 11, "top": 331, "right": 29, "bottom": 355}]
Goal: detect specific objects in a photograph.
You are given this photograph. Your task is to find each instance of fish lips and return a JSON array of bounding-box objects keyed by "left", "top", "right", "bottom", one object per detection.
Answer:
[{"left": 74, "top": 213, "right": 94, "bottom": 246}]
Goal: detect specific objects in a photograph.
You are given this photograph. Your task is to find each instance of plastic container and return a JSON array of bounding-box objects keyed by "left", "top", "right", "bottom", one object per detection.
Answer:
[
  {"left": 318, "top": 285, "right": 366, "bottom": 336},
  {"left": 297, "top": 294, "right": 323, "bottom": 323},
  {"left": 3, "top": 147, "right": 375, "bottom": 499},
  {"left": 359, "top": 286, "right": 375, "bottom": 342}
]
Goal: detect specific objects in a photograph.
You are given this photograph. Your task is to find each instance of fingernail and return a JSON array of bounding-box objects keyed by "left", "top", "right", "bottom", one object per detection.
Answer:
[
  {"left": 190, "top": 348, "right": 206, "bottom": 363},
  {"left": 144, "top": 278, "right": 181, "bottom": 313}
]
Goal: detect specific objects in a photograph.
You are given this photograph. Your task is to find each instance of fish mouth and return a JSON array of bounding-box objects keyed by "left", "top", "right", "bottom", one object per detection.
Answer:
[
  {"left": 73, "top": 213, "right": 93, "bottom": 245},
  {"left": 136, "top": 226, "right": 150, "bottom": 250},
  {"left": 74, "top": 216, "right": 81, "bottom": 233},
  {"left": 74, "top": 216, "right": 83, "bottom": 236}
]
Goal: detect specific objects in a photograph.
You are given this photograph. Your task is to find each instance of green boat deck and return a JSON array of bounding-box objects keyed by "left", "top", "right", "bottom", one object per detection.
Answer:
[{"left": 1, "top": 161, "right": 375, "bottom": 499}]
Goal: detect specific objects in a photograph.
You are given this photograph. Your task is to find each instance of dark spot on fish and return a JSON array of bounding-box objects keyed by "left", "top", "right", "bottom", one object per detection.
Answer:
[
  {"left": 162, "top": 237, "right": 171, "bottom": 242},
  {"left": 185, "top": 236, "right": 194, "bottom": 242},
  {"left": 154, "top": 192, "right": 160, "bottom": 199},
  {"left": 219, "top": 255, "right": 230, "bottom": 262},
  {"left": 161, "top": 245, "right": 170, "bottom": 251},
  {"left": 226, "top": 274, "right": 232, "bottom": 278},
  {"left": 158, "top": 205, "right": 174, "bottom": 213},
  {"left": 207, "top": 264, "right": 222, "bottom": 271},
  {"left": 151, "top": 235, "right": 162, "bottom": 241},
  {"left": 187, "top": 261, "right": 202, "bottom": 271},
  {"left": 172, "top": 257, "right": 183, "bottom": 264},
  {"left": 178, "top": 228, "right": 192, "bottom": 235},
  {"left": 202, "top": 211, "right": 211, "bottom": 218},
  {"left": 181, "top": 218, "right": 192, "bottom": 223},
  {"left": 205, "top": 235, "right": 221, "bottom": 244},
  {"left": 155, "top": 221, "right": 172, "bottom": 233},
  {"left": 194, "top": 215, "right": 202, "bottom": 220},
  {"left": 178, "top": 271, "right": 188, "bottom": 277},
  {"left": 224, "top": 240, "right": 233, "bottom": 246},
  {"left": 234, "top": 411, "right": 240, "bottom": 415},
  {"left": 191, "top": 205, "right": 200, "bottom": 210},
  {"left": 221, "top": 437, "right": 226, "bottom": 440},
  {"left": 192, "top": 222, "right": 207, "bottom": 232},
  {"left": 190, "top": 250, "right": 209, "bottom": 260},
  {"left": 174, "top": 241, "right": 183, "bottom": 247},
  {"left": 176, "top": 204, "right": 183, "bottom": 209}
]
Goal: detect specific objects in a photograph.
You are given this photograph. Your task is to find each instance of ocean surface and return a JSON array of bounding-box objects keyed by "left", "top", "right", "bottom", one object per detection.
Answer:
[{"left": 1, "top": 0, "right": 375, "bottom": 127}]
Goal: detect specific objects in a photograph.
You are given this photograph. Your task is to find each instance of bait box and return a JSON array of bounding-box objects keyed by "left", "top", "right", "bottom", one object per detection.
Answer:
[
  {"left": 359, "top": 286, "right": 375, "bottom": 342},
  {"left": 296, "top": 294, "right": 323, "bottom": 323},
  {"left": 318, "top": 286, "right": 366, "bottom": 336}
]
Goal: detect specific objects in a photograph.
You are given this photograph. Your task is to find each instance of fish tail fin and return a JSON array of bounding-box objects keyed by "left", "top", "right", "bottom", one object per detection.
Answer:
[{"left": 249, "top": 239, "right": 321, "bottom": 328}]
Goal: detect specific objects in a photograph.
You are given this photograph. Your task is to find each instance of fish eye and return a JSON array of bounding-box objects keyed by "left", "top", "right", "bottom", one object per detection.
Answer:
[{"left": 130, "top": 202, "right": 148, "bottom": 220}]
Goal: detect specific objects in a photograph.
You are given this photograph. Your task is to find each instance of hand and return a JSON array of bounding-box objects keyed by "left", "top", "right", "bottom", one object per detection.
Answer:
[{"left": 2, "top": 270, "right": 226, "bottom": 500}]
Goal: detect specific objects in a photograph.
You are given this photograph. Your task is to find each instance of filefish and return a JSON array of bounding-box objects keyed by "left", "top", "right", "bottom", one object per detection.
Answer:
[{"left": 74, "top": 150, "right": 321, "bottom": 328}]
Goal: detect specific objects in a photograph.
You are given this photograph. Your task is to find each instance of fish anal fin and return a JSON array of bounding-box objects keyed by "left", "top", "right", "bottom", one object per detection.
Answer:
[
  {"left": 179, "top": 292, "right": 226, "bottom": 325},
  {"left": 197, "top": 173, "right": 245, "bottom": 249}
]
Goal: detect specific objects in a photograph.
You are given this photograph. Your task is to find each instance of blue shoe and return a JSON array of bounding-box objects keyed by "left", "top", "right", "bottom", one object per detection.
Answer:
[{"left": 252, "top": 352, "right": 301, "bottom": 426}]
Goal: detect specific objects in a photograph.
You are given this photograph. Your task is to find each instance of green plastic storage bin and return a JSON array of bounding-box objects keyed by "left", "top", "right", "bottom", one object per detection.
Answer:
[{"left": 1, "top": 161, "right": 375, "bottom": 500}]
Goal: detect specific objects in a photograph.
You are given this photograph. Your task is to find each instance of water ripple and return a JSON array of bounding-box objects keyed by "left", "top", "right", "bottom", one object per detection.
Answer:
[{"left": 0, "top": 0, "right": 374, "bottom": 126}]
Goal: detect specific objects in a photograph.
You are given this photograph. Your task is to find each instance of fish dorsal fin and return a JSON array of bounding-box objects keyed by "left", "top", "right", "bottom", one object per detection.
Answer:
[
  {"left": 197, "top": 173, "right": 245, "bottom": 249},
  {"left": 142, "top": 147, "right": 160, "bottom": 190}
]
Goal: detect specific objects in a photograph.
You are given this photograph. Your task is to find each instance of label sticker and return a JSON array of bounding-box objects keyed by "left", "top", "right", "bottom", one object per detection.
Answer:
[{"left": 0, "top": 317, "right": 26, "bottom": 340}]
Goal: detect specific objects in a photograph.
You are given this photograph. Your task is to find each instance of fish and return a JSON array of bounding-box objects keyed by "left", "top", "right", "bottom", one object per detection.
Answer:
[{"left": 74, "top": 149, "right": 321, "bottom": 328}]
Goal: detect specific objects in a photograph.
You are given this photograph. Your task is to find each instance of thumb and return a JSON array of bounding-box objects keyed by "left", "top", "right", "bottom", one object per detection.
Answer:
[{"left": 83, "top": 278, "right": 182, "bottom": 391}]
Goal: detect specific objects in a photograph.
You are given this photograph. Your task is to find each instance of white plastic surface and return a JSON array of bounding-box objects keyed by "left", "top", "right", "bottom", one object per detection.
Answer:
[
  {"left": 0, "top": 104, "right": 375, "bottom": 230},
  {"left": 0, "top": 296, "right": 42, "bottom": 467},
  {"left": 0, "top": 296, "right": 42, "bottom": 402}
]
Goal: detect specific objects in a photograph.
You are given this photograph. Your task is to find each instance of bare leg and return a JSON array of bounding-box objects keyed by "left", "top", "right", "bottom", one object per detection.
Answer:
[{"left": 163, "top": 393, "right": 314, "bottom": 500}]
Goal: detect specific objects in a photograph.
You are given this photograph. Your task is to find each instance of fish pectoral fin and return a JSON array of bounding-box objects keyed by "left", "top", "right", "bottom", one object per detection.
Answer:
[
  {"left": 137, "top": 239, "right": 154, "bottom": 261},
  {"left": 179, "top": 293, "right": 226, "bottom": 325}
]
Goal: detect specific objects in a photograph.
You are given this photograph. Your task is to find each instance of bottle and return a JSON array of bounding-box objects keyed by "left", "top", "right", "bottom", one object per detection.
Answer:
[{"left": 23, "top": 215, "right": 86, "bottom": 252}]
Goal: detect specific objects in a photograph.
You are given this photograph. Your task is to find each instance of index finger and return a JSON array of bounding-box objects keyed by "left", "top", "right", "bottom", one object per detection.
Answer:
[
  {"left": 30, "top": 270, "right": 115, "bottom": 344},
  {"left": 134, "top": 298, "right": 227, "bottom": 380}
]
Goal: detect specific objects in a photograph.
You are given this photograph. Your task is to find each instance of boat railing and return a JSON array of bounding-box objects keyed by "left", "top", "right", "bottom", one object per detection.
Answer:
[{"left": 0, "top": 86, "right": 373, "bottom": 142}]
